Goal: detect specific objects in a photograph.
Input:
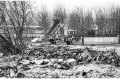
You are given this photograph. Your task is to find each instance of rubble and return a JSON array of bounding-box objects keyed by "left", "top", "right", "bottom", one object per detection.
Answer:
[
  {"left": 20, "top": 60, "right": 30, "bottom": 65},
  {"left": 0, "top": 43, "right": 120, "bottom": 78},
  {"left": 65, "top": 59, "right": 76, "bottom": 66}
]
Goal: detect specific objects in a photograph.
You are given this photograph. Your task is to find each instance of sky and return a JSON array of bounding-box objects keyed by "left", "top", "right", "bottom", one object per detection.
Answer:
[{"left": 31, "top": 0, "right": 120, "bottom": 13}]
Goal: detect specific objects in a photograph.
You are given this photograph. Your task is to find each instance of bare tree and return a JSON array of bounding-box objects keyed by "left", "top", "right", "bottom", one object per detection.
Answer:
[
  {"left": 53, "top": 4, "right": 67, "bottom": 23},
  {"left": 68, "top": 8, "right": 85, "bottom": 45},
  {"left": 84, "top": 10, "right": 94, "bottom": 36},
  {"left": 37, "top": 5, "right": 51, "bottom": 37},
  {"left": 95, "top": 9, "right": 108, "bottom": 36},
  {"left": 109, "top": 6, "right": 120, "bottom": 43},
  {"left": 0, "top": 1, "right": 33, "bottom": 55},
  {"left": 103, "top": 9, "right": 116, "bottom": 37}
]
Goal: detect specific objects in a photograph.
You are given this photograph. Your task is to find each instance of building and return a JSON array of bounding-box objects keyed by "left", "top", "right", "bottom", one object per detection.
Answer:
[{"left": 0, "top": 25, "right": 45, "bottom": 38}]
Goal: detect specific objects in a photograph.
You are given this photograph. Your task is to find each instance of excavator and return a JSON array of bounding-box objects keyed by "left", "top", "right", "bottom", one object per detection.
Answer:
[{"left": 46, "top": 19, "right": 81, "bottom": 45}]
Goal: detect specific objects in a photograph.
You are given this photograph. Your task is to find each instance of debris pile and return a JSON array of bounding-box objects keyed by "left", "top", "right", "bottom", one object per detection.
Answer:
[{"left": 0, "top": 44, "right": 120, "bottom": 78}]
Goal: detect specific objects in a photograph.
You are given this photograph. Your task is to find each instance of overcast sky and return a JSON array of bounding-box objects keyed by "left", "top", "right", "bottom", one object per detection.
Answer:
[{"left": 31, "top": 0, "right": 120, "bottom": 12}]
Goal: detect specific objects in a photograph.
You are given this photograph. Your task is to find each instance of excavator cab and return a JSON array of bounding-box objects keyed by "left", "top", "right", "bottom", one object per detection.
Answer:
[
  {"left": 64, "top": 35, "right": 77, "bottom": 45},
  {"left": 64, "top": 30, "right": 80, "bottom": 45}
]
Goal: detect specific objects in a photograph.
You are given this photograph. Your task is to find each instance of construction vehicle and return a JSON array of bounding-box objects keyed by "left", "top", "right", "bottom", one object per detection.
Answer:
[{"left": 46, "top": 19, "right": 81, "bottom": 45}]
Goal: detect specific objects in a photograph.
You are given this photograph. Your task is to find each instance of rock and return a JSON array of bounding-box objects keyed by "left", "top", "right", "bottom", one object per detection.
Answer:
[
  {"left": 9, "top": 68, "right": 16, "bottom": 77},
  {"left": 43, "top": 59, "right": 50, "bottom": 64},
  {"left": 37, "top": 56, "right": 44, "bottom": 60},
  {"left": 54, "top": 63, "right": 59, "bottom": 68},
  {"left": 10, "top": 61, "right": 17, "bottom": 67},
  {"left": 33, "top": 59, "right": 44, "bottom": 65},
  {"left": 57, "top": 64, "right": 62, "bottom": 69},
  {"left": 44, "top": 59, "right": 50, "bottom": 62},
  {"left": 32, "top": 59, "right": 50, "bottom": 65},
  {"left": 82, "top": 50, "right": 91, "bottom": 59},
  {"left": 46, "top": 61, "right": 53, "bottom": 67},
  {"left": 16, "top": 73, "right": 25, "bottom": 78},
  {"left": 50, "top": 58, "right": 58, "bottom": 64},
  {"left": 0, "top": 53, "right": 3, "bottom": 57},
  {"left": 81, "top": 49, "right": 92, "bottom": 62},
  {"left": 66, "top": 59, "right": 76, "bottom": 66},
  {"left": 82, "top": 71, "right": 87, "bottom": 78},
  {"left": 58, "top": 59, "right": 64, "bottom": 63},
  {"left": 77, "top": 53, "right": 83, "bottom": 61},
  {"left": 52, "top": 62, "right": 62, "bottom": 69},
  {"left": 21, "top": 65, "right": 31, "bottom": 71},
  {"left": 31, "top": 38, "right": 43, "bottom": 43},
  {"left": 37, "top": 59, "right": 50, "bottom": 66},
  {"left": 20, "top": 60, "right": 30, "bottom": 65}
]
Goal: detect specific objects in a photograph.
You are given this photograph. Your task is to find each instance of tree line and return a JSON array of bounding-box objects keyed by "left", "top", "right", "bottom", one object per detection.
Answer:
[
  {"left": 36, "top": 4, "right": 120, "bottom": 37},
  {"left": 0, "top": 1, "right": 120, "bottom": 54},
  {"left": 35, "top": 4, "right": 120, "bottom": 44}
]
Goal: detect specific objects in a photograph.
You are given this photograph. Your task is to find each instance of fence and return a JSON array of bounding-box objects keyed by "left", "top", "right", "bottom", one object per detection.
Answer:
[
  {"left": 84, "top": 37, "right": 118, "bottom": 44},
  {"left": 20, "top": 32, "right": 119, "bottom": 45}
]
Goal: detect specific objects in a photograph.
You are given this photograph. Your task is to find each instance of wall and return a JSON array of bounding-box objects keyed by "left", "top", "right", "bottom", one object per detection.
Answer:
[{"left": 84, "top": 37, "right": 118, "bottom": 44}]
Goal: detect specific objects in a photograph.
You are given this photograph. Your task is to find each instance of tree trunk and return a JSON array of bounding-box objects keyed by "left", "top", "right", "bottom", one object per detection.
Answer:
[
  {"left": 82, "top": 35, "right": 84, "bottom": 45},
  {"left": 118, "top": 27, "right": 120, "bottom": 44},
  {"left": 118, "top": 33, "right": 120, "bottom": 44}
]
